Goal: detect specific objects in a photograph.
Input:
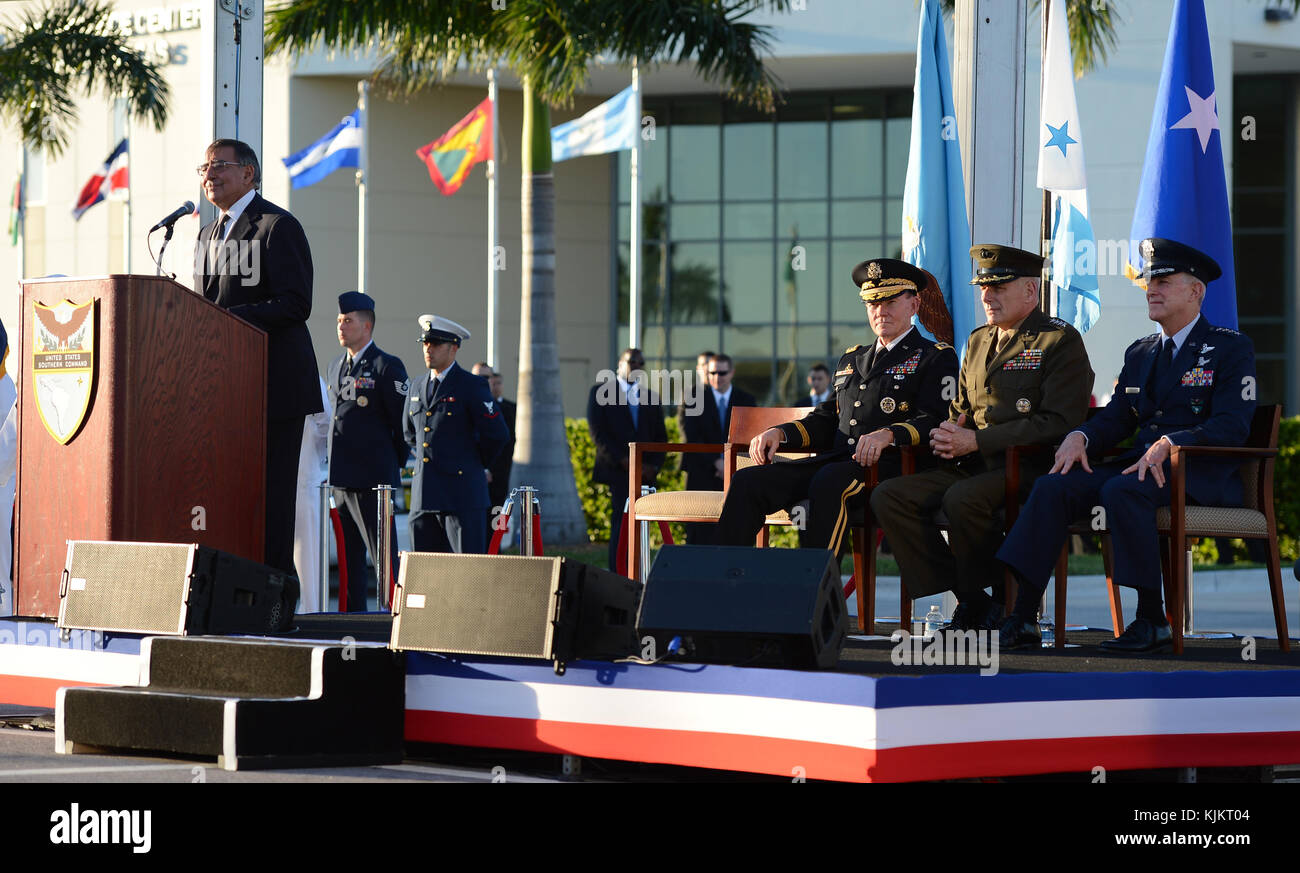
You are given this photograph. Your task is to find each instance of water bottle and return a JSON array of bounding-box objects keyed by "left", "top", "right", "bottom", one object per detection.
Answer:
[{"left": 923, "top": 604, "right": 944, "bottom": 637}]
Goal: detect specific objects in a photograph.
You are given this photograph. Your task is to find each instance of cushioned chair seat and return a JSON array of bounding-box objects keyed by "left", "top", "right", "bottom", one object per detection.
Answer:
[
  {"left": 632, "top": 489, "right": 792, "bottom": 525},
  {"left": 1155, "top": 506, "right": 1267, "bottom": 537}
]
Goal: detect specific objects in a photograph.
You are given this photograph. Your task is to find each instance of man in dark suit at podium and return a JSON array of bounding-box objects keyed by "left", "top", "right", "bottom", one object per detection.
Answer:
[
  {"left": 681, "top": 352, "right": 757, "bottom": 543},
  {"left": 195, "top": 139, "right": 322, "bottom": 577},
  {"left": 587, "top": 349, "right": 669, "bottom": 570},
  {"left": 328, "top": 292, "right": 410, "bottom": 611}
]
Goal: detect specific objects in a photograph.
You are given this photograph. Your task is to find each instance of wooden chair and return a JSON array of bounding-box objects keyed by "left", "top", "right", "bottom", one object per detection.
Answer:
[
  {"left": 1049, "top": 404, "right": 1290, "bottom": 654},
  {"left": 626, "top": 406, "right": 809, "bottom": 582}
]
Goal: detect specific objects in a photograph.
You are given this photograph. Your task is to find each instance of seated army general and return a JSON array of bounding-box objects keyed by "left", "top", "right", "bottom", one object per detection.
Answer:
[
  {"left": 716, "top": 258, "right": 959, "bottom": 553},
  {"left": 870, "top": 245, "right": 1094, "bottom": 631},
  {"left": 995, "top": 238, "right": 1256, "bottom": 653}
]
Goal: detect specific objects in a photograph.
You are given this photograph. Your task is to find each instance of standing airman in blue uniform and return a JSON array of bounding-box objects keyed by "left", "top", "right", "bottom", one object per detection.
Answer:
[
  {"left": 327, "top": 291, "right": 410, "bottom": 611},
  {"left": 996, "top": 239, "right": 1256, "bottom": 652},
  {"left": 404, "top": 315, "right": 509, "bottom": 554}
]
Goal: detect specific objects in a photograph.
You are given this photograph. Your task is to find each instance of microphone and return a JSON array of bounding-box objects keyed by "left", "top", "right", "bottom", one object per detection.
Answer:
[{"left": 149, "top": 201, "right": 195, "bottom": 233}]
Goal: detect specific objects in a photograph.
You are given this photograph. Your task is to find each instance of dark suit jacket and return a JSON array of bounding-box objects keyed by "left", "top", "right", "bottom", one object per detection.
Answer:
[
  {"left": 681, "top": 386, "right": 758, "bottom": 490},
  {"left": 1079, "top": 315, "right": 1255, "bottom": 505},
  {"left": 326, "top": 342, "right": 410, "bottom": 490},
  {"left": 195, "top": 193, "right": 322, "bottom": 420},
  {"left": 488, "top": 397, "right": 517, "bottom": 508},
  {"left": 403, "top": 361, "right": 509, "bottom": 514},
  {"left": 586, "top": 376, "right": 669, "bottom": 489}
]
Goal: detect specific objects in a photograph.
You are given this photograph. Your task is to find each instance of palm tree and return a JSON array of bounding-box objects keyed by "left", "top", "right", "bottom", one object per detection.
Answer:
[
  {"left": 0, "top": 0, "right": 169, "bottom": 157},
  {"left": 266, "top": 0, "right": 790, "bottom": 545}
]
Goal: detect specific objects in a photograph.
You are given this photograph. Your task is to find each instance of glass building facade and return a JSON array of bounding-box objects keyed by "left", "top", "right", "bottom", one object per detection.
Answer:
[{"left": 614, "top": 90, "right": 913, "bottom": 405}]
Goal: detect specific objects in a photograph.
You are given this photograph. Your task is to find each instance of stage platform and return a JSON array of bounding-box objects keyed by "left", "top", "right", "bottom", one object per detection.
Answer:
[{"left": 2, "top": 615, "right": 1298, "bottom": 782}]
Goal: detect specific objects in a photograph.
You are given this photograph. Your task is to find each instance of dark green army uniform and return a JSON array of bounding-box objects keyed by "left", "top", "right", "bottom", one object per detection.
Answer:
[
  {"left": 717, "top": 259, "right": 958, "bottom": 553},
  {"left": 869, "top": 246, "right": 1094, "bottom": 612}
]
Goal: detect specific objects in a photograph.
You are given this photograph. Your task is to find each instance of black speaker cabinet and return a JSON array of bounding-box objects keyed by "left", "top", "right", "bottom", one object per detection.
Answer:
[
  {"left": 390, "top": 553, "right": 642, "bottom": 673},
  {"left": 57, "top": 541, "right": 299, "bottom": 636},
  {"left": 637, "top": 545, "right": 846, "bottom": 669}
]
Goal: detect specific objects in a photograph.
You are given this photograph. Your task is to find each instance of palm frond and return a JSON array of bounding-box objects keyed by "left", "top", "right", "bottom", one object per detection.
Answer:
[{"left": 0, "top": 0, "right": 169, "bottom": 156}]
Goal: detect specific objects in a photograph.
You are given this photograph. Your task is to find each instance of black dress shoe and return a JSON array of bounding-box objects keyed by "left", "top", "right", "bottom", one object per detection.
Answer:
[
  {"left": 937, "top": 603, "right": 973, "bottom": 633},
  {"left": 1099, "top": 618, "right": 1173, "bottom": 654},
  {"left": 998, "top": 616, "right": 1041, "bottom": 650},
  {"left": 974, "top": 601, "right": 1005, "bottom": 631}
]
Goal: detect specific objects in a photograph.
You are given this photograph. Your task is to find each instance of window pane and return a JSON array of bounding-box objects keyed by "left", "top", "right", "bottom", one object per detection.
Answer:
[
  {"left": 832, "top": 118, "right": 883, "bottom": 198},
  {"left": 723, "top": 241, "right": 775, "bottom": 324},
  {"left": 831, "top": 323, "right": 876, "bottom": 357},
  {"left": 724, "top": 203, "right": 774, "bottom": 239},
  {"left": 670, "top": 326, "right": 721, "bottom": 361},
  {"left": 618, "top": 243, "right": 669, "bottom": 324},
  {"left": 830, "top": 240, "right": 876, "bottom": 321},
  {"left": 783, "top": 239, "right": 828, "bottom": 322},
  {"left": 777, "top": 201, "right": 827, "bottom": 238},
  {"left": 670, "top": 204, "right": 720, "bottom": 240},
  {"left": 885, "top": 199, "right": 904, "bottom": 255},
  {"left": 778, "top": 121, "right": 827, "bottom": 199},
  {"left": 670, "top": 103, "right": 720, "bottom": 201},
  {"left": 772, "top": 325, "right": 835, "bottom": 363},
  {"left": 732, "top": 359, "right": 773, "bottom": 405},
  {"left": 723, "top": 325, "right": 774, "bottom": 358},
  {"left": 724, "top": 121, "right": 773, "bottom": 200},
  {"left": 638, "top": 325, "right": 668, "bottom": 359},
  {"left": 1234, "top": 233, "right": 1284, "bottom": 319},
  {"left": 885, "top": 117, "right": 911, "bottom": 196},
  {"left": 1238, "top": 321, "right": 1283, "bottom": 354},
  {"left": 832, "top": 199, "right": 883, "bottom": 238},
  {"left": 669, "top": 242, "right": 721, "bottom": 323},
  {"left": 1233, "top": 190, "right": 1285, "bottom": 230}
]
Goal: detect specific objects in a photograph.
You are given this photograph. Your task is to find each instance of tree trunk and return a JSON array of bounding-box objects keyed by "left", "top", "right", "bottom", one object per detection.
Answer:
[{"left": 512, "top": 80, "right": 588, "bottom": 545}]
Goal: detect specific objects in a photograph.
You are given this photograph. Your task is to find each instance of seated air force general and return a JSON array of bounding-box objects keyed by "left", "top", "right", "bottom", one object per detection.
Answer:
[
  {"left": 195, "top": 138, "right": 322, "bottom": 576},
  {"left": 996, "top": 239, "right": 1255, "bottom": 653},
  {"left": 328, "top": 292, "right": 410, "bottom": 611},
  {"left": 716, "top": 259, "right": 959, "bottom": 553},
  {"left": 870, "top": 245, "right": 1094, "bottom": 630},
  {"left": 403, "top": 315, "right": 509, "bottom": 555}
]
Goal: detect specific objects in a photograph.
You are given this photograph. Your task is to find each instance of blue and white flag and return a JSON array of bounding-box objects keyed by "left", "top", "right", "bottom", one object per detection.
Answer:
[
  {"left": 282, "top": 109, "right": 362, "bottom": 189},
  {"left": 1127, "top": 0, "right": 1236, "bottom": 328},
  {"left": 900, "top": 0, "right": 978, "bottom": 355},
  {"left": 551, "top": 85, "right": 637, "bottom": 162},
  {"left": 1038, "top": 0, "right": 1100, "bottom": 333}
]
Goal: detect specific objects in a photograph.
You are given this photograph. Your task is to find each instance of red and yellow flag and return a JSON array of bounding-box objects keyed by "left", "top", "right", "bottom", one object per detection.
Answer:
[{"left": 415, "top": 97, "right": 493, "bottom": 196}]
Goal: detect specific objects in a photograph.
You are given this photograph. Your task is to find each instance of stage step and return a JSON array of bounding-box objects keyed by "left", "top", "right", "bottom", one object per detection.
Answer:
[{"left": 56, "top": 637, "right": 405, "bottom": 770}]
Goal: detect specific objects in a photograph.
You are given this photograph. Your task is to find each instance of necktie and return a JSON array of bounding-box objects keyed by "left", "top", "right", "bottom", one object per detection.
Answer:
[
  {"left": 215, "top": 214, "right": 229, "bottom": 241},
  {"left": 208, "top": 215, "right": 229, "bottom": 275},
  {"left": 628, "top": 386, "right": 639, "bottom": 430},
  {"left": 1151, "top": 338, "right": 1174, "bottom": 395},
  {"left": 717, "top": 394, "right": 728, "bottom": 430}
]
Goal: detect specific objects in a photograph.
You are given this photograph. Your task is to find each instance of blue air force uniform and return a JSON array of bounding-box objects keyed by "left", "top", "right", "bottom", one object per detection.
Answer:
[
  {"left": 328, "top": 292, "right": 411, "bottom": 611},
  {"left": 997, "top": 240, "right": 1256, "bottom": 638},
  {"left": 404, "top": 316, "right": 509, "bottom": 554}
]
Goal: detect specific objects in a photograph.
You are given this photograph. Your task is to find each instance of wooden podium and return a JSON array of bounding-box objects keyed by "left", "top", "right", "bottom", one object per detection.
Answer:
[{"left": 15, "top": 275, "right": 268, "bottom": 617}]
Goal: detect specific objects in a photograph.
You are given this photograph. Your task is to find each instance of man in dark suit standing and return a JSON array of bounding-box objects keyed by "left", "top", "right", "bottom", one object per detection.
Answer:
[
  {"left": 472, "top": 362, "right": 517, "bottom": 533},
  {"left": 327, "top": 292, "right": 409, "bottom": 611},
  {"left": 404, "top": 316, "right": 509, "bottom": 554},
  {"left": 796, "top": 363, "right": 832, "bottom": 407},
  {"left": 587, "top": 348, "right": 669, "bottom": 570},
  {"left": 995, "top": 239, "right": 1255, "bottom": 652},
  {"left": 682, "top": 352, "right": 757, "bottom": 543},
  {"left": 195, "top": 139, "right": 322, "bottom": 576}
]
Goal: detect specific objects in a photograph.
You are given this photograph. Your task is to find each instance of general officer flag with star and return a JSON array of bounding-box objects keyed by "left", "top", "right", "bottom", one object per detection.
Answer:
[
  {"left": 1037, "top": 0, "right": 1100, "bottom": 334},
  {"left": 1127, "top": 0, "right": 1236, "bottom": 328}
]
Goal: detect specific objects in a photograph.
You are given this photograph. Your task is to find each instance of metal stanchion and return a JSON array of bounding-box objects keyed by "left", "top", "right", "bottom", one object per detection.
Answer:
[
  {"left": 318, "top": 483, "right": 332, "bottom": 612},
  {"left": 638, "top": 485, "right": 655, "bottom": 584},
  {"left": 376, "top": 484, "right": 394, "bottom": 611},
  {"left": 518, "top": 486, "right": 538, "bottom": 556}
]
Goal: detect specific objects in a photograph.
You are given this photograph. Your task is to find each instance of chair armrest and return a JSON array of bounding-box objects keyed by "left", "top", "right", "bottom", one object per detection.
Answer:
[
  {"left": 629, "top": 441, "right": 726, "bottom": 455},
  {"left": 1003, "top": 444, "right": 1051, "bottom": 525},
  {"left": 1169, "top": 445, "right": 1277, "bottom": 460}
]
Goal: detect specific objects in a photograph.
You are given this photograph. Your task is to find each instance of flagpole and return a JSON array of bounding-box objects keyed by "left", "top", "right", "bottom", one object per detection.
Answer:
[
  {"left": 487, "top": 69, "right": 500, "bottom": 368},
  {"left": 357, "top": 81, "right": 370, "bottom": 295},
  {"left": 1038, "top": 0, "right": 1053, "bottom": 316},
  {"left": 15, "top": 145, "right": 24, "bottom": 281},
  {"left": 629, "top": 59, "right": 641, "bottom": 349},
  {"left": 124, "top": 126, "right": 132, "bottom": 274}
]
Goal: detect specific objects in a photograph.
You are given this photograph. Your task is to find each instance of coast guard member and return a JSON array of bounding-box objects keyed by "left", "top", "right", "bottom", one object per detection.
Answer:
[
  {"left": 716, "top": 259, "right": 959, "bottom": 553},
  {"left": 870, "top": 245, "right": 1094, "bottom": 631},
  {"left": 996, "top": 239, "right": 1255, "bottom": 652},
  {"left": 404, "top": 315, "right": 509, "bottom": 554},
  {"left": 327, "top": 292, "right": 410, "bottom": 611}
]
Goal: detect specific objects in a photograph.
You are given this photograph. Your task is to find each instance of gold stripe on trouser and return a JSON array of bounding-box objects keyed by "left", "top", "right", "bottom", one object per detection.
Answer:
[{"left": 827, "top": 478, "right": 867, "bottom": 555}]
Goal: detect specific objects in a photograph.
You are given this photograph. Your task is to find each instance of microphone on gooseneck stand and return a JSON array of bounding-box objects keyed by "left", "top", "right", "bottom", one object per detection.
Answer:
[{"left": 147, "top": 201, "right": 195, "bottom": 279}]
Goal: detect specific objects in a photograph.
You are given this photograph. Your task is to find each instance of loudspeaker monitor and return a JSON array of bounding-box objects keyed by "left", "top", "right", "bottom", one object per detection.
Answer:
[
  {"left": 636, "top": 545, "right": 846, "bottom": 669},
  {"left": 390, "top": 553, "right": 641, "bottom": 673},
  {"left": 57, "top": 540, "right": 298, "bottom": 636}
]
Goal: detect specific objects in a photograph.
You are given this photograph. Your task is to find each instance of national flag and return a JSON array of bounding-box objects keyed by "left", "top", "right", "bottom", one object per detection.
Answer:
[
  {"left": 1037, "top": 0, "right": 1100, "bottom": 334},
  {"left": 1126, "top": 0, "right": 1236, "bottom": 327},
  {"left": 900, "top": 0, "right": 978, "bottom": 355},
  {"left": 7, "top": 174, "right": 20, "bottom": 247},
  {"left": 71, "top": 139, "right": 128, "bottom": 221},
  {"left": 282, "top": 109, "right": 363, "bottom": 189},
  {"left": 415, "top": 98, "right": 493, "bottom": 196},
  {"left": 550, "top": 85, "right": 637, "bottom": 162}
]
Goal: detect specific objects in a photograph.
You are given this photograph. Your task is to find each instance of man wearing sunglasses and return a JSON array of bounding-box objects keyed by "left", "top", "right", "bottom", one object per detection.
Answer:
[
  {"left": 194, "top": 139, "right": 322, "bottom": 578},
  {"left": 681, "top": 353, "right": 757, "bottom": 544}
]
